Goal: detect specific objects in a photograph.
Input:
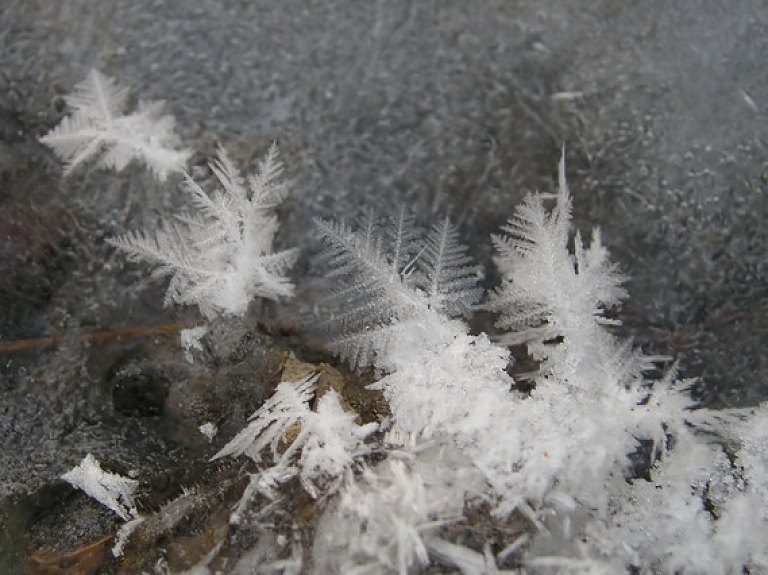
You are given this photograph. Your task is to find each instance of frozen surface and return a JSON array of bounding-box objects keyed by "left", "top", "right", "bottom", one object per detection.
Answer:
[{"left": 2, "top": 0, "right": 768, "bottom": 572}]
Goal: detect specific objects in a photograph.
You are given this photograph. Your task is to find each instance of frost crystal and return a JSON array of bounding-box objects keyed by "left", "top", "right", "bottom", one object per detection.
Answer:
[
  {"left": 212, "top": 374, "right": 376, "bottom": 501},
  {"left": 315, "top": 212, "right": 480, "bottom": 373},
  {"left": 109, "top": 144, "right": 298, "bottom": 319},
  {"left": 180, "top": 325, "right": 209, "bottom": 362},
  {"left": 61, "top": 453, "right": 139, "bottom": 522},
  {"left": 40, "top": 69, "right": 191, "bottom": 180},
  {"left": 307, "top": 150, "right": 768, "bottom": 574}
]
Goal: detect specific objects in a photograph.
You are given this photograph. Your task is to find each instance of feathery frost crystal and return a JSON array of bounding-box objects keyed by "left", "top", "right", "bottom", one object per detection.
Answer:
[
  {"left": 302, "top": 151, "right": 768, "bottom": 574},
  {"left": 58, "top": 74, "right": 768, "bottom": 571},
  {"left": 108, "top": 144, "right": 298, "bottom": 319},
  {"left": 314, "top": 210, "right": 481, "bottom": 373},
  {"left": 41, "top": 69, "right": 191, "bottom": 180}
]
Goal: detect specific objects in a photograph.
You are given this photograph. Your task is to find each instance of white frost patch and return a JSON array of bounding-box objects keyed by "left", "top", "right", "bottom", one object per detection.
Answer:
[
  {"left": 181, "top": 325, "right": 209, "bottom": 363},
  {"left": 112, "top": 516, "right": 145, "bottom": 558},
  {"left": 61, "top": 453, "right": 140, "bottom": 521},
  {"left": 198, "top": 421, "right": 218, "bottom": 442}
]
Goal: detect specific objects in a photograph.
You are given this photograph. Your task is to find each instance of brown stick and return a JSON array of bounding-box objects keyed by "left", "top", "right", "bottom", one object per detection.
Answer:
[{"left": 0, "top": 321, "right": 201, "bottom": 354}]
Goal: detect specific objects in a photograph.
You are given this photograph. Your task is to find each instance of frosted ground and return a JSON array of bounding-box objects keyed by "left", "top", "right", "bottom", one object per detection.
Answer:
[{"left": 1, "top": 1, "right": 768, "bottom": 573}]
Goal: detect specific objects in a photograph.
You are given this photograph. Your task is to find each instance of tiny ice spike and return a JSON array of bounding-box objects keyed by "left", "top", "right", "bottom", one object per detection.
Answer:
[
  {"left": 108, "top": 144, "right": 298, "bottom": 319},
  {"left": 40, "top": 69, "right": 192, "bottom": 180}
]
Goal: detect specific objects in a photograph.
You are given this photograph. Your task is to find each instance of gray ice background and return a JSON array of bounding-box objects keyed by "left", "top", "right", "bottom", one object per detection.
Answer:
[{"left": 1, "top": 1, "right": 768, "bottom": 562}]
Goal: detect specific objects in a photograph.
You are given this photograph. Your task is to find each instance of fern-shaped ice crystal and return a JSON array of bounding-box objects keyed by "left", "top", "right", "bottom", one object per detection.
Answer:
[
  {"left": 109, "top": 145, "right": 298, "bottom": 319},
  {"left": 314, "top": 211, "right": 480, "bottom": 372},
  {"left": 487, "top": 149, "right": 646, "bottom": 393},
  {"left": 489, "top": 151, "right": 627, "bottom": 337},
  {"left": 40, "top": 69, "right": 192, "bottom": 180}
]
